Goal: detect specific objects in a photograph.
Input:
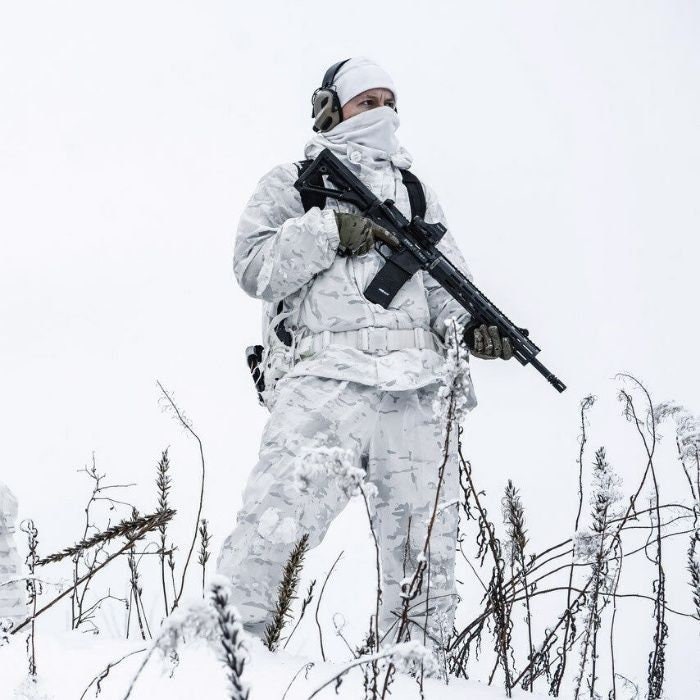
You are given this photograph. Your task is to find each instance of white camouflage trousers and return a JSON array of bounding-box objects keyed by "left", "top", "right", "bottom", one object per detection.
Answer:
[{"left": 217, "top": 374, "right": 460, "bottom": 646}]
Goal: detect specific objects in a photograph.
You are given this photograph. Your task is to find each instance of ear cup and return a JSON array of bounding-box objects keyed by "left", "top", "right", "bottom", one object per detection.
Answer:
[
  {"left": 310, "top": 58, "right": 350, "bottom": 133},
  {"left": 312, "top": 87, "right": 342, "bottom": 132}
]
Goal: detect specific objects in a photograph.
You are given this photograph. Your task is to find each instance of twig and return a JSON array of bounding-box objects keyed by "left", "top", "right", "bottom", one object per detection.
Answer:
[
  {"left": 127, "top": 547, "right": 149, "bottom": 641},
  {"left": 157, "top": 381, "right": 206, "bottom": 609},
  {"left": 79, "top": 647, "right": 147, "bottom": 700},
  {"left": 315, "top": 551, "right": 344, "bottom": 662},
  {"left": 609, "top": 536, "right": 624, "bottom": 700},
  {"left": 283, "top": 580, "right": 316, "bottom": 650},
  {"left": 550, "top": 395, "right": 594, "bottom": 696},
  {"left": 359, "top": 484, "right": 382, "bottom": 654},
  {"left": 281, "top": 662, "right": 315, "bottom": 700},
  {"left": 617, "top": 376, "right": 668, "bottom": 699},
  {"left": 307, "top": 647, "right": 404, "bottom": 700}
]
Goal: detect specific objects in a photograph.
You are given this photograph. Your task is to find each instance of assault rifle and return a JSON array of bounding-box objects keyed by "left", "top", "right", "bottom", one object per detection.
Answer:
[{"left": 294, "top": 148, "right": 566, "bottom": 393}]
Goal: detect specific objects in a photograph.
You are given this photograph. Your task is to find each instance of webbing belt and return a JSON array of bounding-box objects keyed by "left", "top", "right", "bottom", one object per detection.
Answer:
[{"left": 297, "top": 327, "right": 442, "bottom": 358}]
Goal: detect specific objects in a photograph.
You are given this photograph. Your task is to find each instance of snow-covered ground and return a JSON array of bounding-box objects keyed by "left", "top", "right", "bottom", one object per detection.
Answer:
[
  {"left": 2, "top": 627, "right": 550, "bottom": 700},
  {"left": 2, "top": 2, "right": 700, "bottom": 699}
]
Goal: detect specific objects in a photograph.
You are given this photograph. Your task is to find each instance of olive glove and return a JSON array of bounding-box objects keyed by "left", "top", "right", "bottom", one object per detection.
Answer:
[
  {"left": 334, "top": 212, "right": 395, "bottom": 256},
  {"left": 465, "top": 323, "right": 514, "bottom": 360}
]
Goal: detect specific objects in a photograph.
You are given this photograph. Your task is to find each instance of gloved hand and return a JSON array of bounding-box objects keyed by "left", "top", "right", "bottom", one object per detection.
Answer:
[
  {"left": 465, "top": 323, "right": 514, "bottom": 360},
  {"left": 334, "top": 212, "right": 393, "bottom": 256}
]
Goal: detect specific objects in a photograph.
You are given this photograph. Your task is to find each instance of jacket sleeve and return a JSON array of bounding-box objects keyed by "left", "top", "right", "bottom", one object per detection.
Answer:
[
  {"left": 234, "top": 163, "right": 340, "bottom": 302},
  {"left": 421, "top": 182, "right": 474, "bottom": 338}
]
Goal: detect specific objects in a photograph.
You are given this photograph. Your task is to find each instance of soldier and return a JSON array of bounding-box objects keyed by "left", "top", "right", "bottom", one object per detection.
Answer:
[{"left": 217, "top": 57, "right": 511, "bottom": 650}]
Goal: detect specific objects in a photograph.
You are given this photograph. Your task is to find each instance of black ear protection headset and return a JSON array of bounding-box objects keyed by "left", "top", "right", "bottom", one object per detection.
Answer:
[{"left": 310, "top": 58, "right": 351, "bottom": 133}]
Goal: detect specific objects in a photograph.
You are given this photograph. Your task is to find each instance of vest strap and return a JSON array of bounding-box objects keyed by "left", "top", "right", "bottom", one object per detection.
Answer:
[{"left": 295, "top": 158, "right": 432, "bottom": 308}]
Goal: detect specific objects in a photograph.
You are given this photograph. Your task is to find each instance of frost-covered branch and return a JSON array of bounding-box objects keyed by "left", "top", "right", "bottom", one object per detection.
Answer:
[{"left": 306, "top": 640, "right": 437, "bottom": 699}]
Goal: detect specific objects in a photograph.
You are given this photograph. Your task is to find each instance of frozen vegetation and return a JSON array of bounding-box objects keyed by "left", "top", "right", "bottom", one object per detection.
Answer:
[{"left": 1, "top": 358, "right": 699, "bottom": 699}]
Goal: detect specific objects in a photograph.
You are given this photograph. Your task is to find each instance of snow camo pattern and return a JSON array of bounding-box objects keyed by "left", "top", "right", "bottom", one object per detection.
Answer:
[
  {"left": 233, "top": 131, "right": 478, "bottom": 402},
  {"left": 217, "top": 375, "right": 461, "bottom": 644},
  {"left": 219, "top": 129, "right": 477, "bottom": 644},
  {"left": 0, "top": 483, "right": 27, "bottom": 623}
]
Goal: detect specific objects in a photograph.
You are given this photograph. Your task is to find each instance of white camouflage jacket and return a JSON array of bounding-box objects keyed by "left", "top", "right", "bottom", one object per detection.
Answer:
[{"left": 234, "top": 133, "right": 478, "bottom": 409}]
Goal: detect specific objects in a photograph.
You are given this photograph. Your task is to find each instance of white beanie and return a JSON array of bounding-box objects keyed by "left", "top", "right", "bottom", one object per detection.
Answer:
[{"left": 333, "top": 57, "right": 397, "bottom": 108}]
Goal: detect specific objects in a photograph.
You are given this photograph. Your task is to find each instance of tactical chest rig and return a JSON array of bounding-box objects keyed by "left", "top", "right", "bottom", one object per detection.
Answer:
[
  {"left": 246, "top": 158, "right": 435, "bottom": 405},
  {"left": 281, "top": 157, "right": 435, "bottom": 341},
  {"left": 296, "top": 157, "right": 440, "bottom": 305}
]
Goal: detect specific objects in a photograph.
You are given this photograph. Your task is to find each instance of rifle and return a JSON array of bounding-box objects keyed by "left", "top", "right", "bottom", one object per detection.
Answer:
[{"left": 294, "top": 148, "right": 566, "bottom": 393}]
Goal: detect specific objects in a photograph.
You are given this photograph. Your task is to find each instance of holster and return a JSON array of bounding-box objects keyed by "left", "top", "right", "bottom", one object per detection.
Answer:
[{"left": 245, "top": 345, "right": 266, "bottom": 406}]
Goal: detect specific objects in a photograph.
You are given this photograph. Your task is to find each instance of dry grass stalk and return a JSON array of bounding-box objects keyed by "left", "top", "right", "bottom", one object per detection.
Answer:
[
  {"left": 264, "top": 533, "right": 310, "bottom": 651},
  {"left": 38, "top": 509, "right": 175, "bottom": 567},
  {"left": 502, "top": 479, "right": 534, "bottom": 691},
  {"left": 210, "top": 578, "right": 250, "bottom": 700},
  {"left": 572, "top": 447, "right": 620, "bottom": 700},
  {"left": 688, "top": 532, "right": 700, "bottom": 619},
  {"left": 157, "top": 381, "right": 206, "bottom": 610},
  {"left": 198, "top": 518, "right": 212, "bottom": 597},
  {"left": 155, "top": 448, "right": 173, "bottom": 615},
  {"left": 20, "top": 519, "right": 40, "bottom": 678}
]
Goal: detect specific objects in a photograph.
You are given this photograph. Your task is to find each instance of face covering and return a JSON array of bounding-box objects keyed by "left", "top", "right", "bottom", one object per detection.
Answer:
[{"left": 323, "top": 106, "right": 401, "bottom": 157}]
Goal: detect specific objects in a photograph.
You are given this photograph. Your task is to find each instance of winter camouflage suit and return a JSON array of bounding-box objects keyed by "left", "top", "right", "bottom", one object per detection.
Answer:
[{"left": 217, "top": 115, "right": 477, "bottom": 648}]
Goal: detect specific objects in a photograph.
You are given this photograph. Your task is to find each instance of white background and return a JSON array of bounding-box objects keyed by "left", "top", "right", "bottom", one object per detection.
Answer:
[{"left": 1, "top": 1, "right": 699, "bottom": 695}]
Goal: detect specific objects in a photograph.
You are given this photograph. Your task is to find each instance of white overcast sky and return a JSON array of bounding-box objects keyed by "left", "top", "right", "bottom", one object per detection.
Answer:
[{"left": 1, "top": 1, "right": 699, "bottom": 688}]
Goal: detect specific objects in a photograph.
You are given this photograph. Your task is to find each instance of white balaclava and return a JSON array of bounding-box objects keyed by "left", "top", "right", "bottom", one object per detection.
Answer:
[{"left": 324, "top": 57, "right": 401, "bottom": 157}]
